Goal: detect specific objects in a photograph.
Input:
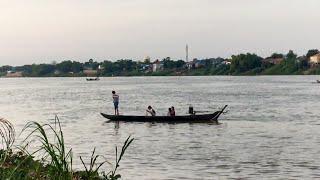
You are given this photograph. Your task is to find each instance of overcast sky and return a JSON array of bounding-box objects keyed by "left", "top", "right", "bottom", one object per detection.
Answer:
[{"left": 0, "top": 0, "right": 319, "bottom": 65}]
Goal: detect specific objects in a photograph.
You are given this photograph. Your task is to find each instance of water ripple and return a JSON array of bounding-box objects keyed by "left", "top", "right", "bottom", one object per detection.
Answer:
[{"left": 1, "top": 76, "right": 320, "bottom": 179}]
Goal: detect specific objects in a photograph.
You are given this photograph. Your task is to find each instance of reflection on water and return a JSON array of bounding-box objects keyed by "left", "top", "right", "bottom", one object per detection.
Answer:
[{"left": 1, "top": 76, "right": 320, "bottom": 179}]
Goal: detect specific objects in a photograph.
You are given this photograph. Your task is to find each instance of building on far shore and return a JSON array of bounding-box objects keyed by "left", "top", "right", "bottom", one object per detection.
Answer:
[
  {"left": 309, "top": 53, "right": 320, "bottom": 67},
  {"left": 152, "top": 59, "right": 164, "bottom": 72},
  {"left": 186, "top": 61, "right": 194, "bottom": 70},
  {"left": 83, "top": 69, "right": 98, "bottom": 76},
  {"left": 262, "top": 58, "right": 284, "bottom": 65},
  {"left": 6, "top": 71, "right": 23, "bottom": 77},
  {"left": 222, "top": 60, "right": 231, "bottom": 65}
]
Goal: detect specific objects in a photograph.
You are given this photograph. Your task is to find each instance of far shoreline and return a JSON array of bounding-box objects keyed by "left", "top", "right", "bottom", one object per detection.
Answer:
[{"left": 1, "top": 74, "right": 319, "bottom": 78}]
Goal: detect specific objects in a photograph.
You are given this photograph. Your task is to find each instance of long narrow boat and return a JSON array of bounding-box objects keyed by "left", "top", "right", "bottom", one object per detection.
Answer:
[
  {"left": 86, "top": 77, "right": 100, "bottom": 81},
  {"left": 101, "top": 105, "right": 228, "bottom": 123}
]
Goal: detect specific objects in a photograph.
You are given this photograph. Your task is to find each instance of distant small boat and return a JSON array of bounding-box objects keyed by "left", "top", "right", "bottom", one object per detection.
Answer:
[
  {"left": 101, "top": 105, "right": 228, "bottom": 123},
  {"left": 317, "top": 80, "right": 320, "bottom": 83},
  {"left": 86, "top": 77, "right": 100, "bottom": 81}
]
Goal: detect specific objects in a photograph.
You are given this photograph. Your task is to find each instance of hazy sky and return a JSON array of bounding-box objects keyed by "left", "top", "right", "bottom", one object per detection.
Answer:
[{"left": 1, "top": 0, "right": 320, "bottom": 65}]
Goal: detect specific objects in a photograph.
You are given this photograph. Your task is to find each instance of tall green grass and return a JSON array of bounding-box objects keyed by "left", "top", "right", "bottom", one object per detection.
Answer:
[
  {"left": 103, "top": 136, "right": 133, "bottom": 180},
  {"left": 0, "top": 116, "right": 134, "bottom": 180},
  {"left": 0, "top": 117, "right": 15, "bottom": 150},
  {"left": 80, "top": 147, "right": 105, "bottom": 179},
  {"left": 21, "top": 115, "right": 73, "bottom": 178},
  {"left": 0, "top": 117, "right": 15, "bottom": 174}
]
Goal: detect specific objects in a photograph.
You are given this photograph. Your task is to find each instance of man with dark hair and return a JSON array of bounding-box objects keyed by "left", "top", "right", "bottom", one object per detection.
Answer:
[
  {"left": 170, "top": 106, "right": 175, "bottom": 116},
  {"left": 146, "top": 106, "right": 156, "bottom": 116},
  {"left": 112, "top": 91, "right": 119, "bottom": 115}
]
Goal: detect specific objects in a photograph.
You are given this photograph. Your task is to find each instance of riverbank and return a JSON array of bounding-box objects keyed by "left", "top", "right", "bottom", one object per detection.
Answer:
[
  {"left": 2, "top": 65, "right": 320, "bottom": 77},
  {"left": 2, "top": 50, "right": 320, "bottom": 77}
]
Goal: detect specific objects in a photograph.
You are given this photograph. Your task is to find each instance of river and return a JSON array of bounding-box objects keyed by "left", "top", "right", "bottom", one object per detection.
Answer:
[{"left": 0, "top": 76, "right": 320, "bottom": 179}]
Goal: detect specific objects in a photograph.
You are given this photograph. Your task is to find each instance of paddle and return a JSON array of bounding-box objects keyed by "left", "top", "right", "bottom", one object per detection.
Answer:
[{"left": 211, "top": 105, "right": 228, "bottom": 121}]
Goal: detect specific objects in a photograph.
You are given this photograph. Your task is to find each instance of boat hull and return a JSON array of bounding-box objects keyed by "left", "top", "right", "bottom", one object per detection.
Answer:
[
  {"left": 100, "top": 105, "right": 227, "bottom": 123},
  {"left": 86, "top": 78, "right": 100, "bottom": 81}
]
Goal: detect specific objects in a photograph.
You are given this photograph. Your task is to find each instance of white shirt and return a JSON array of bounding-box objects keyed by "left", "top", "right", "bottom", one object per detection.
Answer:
[{"left": 112, "top": 94, "right": 119, "bottom": 103}]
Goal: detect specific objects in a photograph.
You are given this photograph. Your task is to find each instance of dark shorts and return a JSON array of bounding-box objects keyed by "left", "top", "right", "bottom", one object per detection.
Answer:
[{"left": 113, "top": 102, "right": 119, "bottom": 109}]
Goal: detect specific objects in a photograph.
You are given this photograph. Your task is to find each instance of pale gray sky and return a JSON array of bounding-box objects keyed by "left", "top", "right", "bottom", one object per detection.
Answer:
[{"left": 0, "top": 0, "right": 319, "bottom": 65}]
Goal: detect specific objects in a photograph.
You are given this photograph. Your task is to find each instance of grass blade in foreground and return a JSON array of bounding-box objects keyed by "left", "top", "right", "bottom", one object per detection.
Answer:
[
  {"left": 104, "top": 136, "right": 134, "bottom": 180},
  {"left": 21, "top": 115, "right": 73, "bottom": 178},
  {"left": 1, "top": 116, "right": 134, "bottom": 179}
]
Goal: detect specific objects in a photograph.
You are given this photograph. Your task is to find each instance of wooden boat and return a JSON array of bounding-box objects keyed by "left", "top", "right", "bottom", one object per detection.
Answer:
[
  {"left": 101, "top": 105, "right": 228, "bottom": 123},
  {"left": 86, "top": 77, "right": 100, "bottom": 81}
]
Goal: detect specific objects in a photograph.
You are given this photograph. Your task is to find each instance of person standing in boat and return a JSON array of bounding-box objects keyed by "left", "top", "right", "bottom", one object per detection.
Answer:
[
  {"left": 167, "top": 108, "right": 172, "bottom": 116},
  {"left": 112, "top": 90, "right": 119, "bottom": 115},
  {"left": 146, "top": 106, "right": 156, "bottom": 116},
  {"left": 170, "top": 106, "right": 175, "bottom": 116}
]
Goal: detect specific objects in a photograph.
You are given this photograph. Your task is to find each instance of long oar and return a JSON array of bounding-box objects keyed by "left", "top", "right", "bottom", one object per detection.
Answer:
[{"left": 211, "top": 105, "right": 228, "bottom": 121}]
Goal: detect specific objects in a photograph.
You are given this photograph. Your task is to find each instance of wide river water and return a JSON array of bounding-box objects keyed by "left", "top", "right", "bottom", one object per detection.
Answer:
[{"left": 0, "top": 76, "right": 320, "bottom": 179}]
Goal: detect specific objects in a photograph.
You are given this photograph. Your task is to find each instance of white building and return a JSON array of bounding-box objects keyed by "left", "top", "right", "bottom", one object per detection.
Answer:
[
  {"left": 222, "top": 60, "right": 231, "bottom": 65},
  {"left": 152, "top": 60, "right": 164, "bottom": 72}
]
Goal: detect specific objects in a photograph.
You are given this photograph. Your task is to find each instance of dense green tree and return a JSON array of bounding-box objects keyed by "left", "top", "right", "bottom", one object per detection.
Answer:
[
  {"left": 3, "top": 50, "right": 320, "bottom": 77},
  {"left": 230, "top": 53, "right": 262, "bottom": 73},
  {"left": 28, "top": 64, "right": 55, "bottom": 76},
  {"left": 176, "top": 60, "right": 185, "bottom": 68},
  {"left": 163, "top": 59, "right": 186, "bottom": 69},
  {"left": 115, "top": 59, "right": 137, "bottom": 72},
  {"left": 101, "top": 60, "right": 114, "bottom": 75},
  {"left": 71, "top": 61, "right": 83, "bottom": 73},
  {"left": 286, "top": 50, "right": 297, "bottom": 59},
  {"left": 37, "top": 64, "right": 55, "bottom": 75},
  {"left": 101, "top": 59, "right": 137, "bottom": 75},
  {"left": 0, "top": 65, "right": 12, "bottom": 73},
  {"left": 163, "top": 59, "right": 175, "bottom": 69},
  {"left": 56, "top": 61, "right": 73, "bottom": 73},
  {"left": 270, "top": 53, "right": 284, "bottom": 59},
  {"left": 84, "top": 59, "right": 99, "bottom": 70},
  {"left": 204, "top": 59, "right": 213, "bottom": 68}
]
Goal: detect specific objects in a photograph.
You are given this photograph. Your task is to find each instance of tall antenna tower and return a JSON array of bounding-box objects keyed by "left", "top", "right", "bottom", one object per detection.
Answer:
[{"left": 186, "top": 44, "right": 189, "bottom": 62}]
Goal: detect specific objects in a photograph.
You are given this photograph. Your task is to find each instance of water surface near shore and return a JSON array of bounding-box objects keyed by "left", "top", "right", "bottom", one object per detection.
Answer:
[{"left": 1, "top": 76, "right": 320, "bottom": 179}]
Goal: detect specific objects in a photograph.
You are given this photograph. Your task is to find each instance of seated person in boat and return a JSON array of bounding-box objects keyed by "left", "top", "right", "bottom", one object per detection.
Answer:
[
  {"left": 170, "top": 106, "right": 175, "bottom": 116},
  {"left": 146, "top": 106, "right": 156, "bottom": 116},
  {"left": 167, "top": 108, "right": 172, "bottom": 116}
]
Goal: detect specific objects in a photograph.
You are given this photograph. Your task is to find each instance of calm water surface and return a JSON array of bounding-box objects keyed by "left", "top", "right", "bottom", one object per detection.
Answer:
[{"left": 0, "top": 76, "right": 320, "bottom": 179}]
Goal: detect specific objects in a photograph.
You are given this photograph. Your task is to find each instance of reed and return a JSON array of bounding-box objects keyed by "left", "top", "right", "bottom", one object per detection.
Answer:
[
  {"left": 79, "top": 147, "right": 107, "bottom": 179},
  {"left": 103, "top": 136, "right": 134, "bottom": 180},
  {"left": 0, "top": 116, "right": 134, "bottom": 180},
  {"left": 0, "top": 117, "right": 15, "bottom": 171},
  {"left": 21, "top": 115, "right": 73, "bottom": 178},
  {"left": 0, "top": 117, "right": 15, "bottom": 150}
]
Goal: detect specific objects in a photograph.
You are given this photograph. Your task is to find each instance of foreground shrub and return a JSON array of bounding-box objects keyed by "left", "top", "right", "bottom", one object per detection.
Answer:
[{"left": 0, "top": 116, "right": 133, "bottom": 180}]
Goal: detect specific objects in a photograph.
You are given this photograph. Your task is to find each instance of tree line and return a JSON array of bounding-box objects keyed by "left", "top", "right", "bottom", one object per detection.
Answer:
[{"left": 1, "top": 49, "right": 320, "bottom": 77}]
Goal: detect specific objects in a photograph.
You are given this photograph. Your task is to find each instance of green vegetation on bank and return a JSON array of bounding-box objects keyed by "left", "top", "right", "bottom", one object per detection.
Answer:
[
  {"left": 0, "top": 116, "right": 133, "bottom": 180},
  {"left": 1, "top": 49, "right": 320, "bottom": 77}
]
